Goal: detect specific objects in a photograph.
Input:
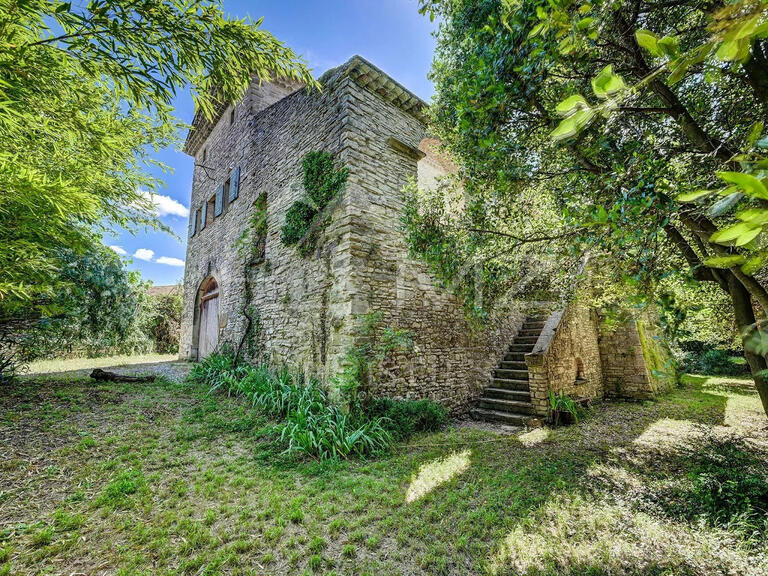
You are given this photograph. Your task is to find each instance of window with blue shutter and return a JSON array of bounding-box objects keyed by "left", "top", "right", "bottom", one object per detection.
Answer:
[
  {"left": 229, "top": 166, "right": 240, "bottom": 202},
  {"left": 189, "top": 210, "right": 196, "bottom": 237},
  {"left": 200, "top": 202, "right": 207, "bottom": 229},
  {"left": 214, "top": 185, "right": 224, "bottom": 217}
]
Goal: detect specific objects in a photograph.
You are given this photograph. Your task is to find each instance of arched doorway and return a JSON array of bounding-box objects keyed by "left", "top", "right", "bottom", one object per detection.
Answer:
[{"left": 197, "top": 277, "right": 219, "bottom": 359}]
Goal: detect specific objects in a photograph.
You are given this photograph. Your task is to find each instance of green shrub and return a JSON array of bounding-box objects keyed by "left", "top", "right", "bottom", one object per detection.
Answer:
[
  {"left": 366, "top": 397, "right": 447, "bottom": 441},
  {"left": 193, "top": 352, "right": 392, "bottom": 460},
  {"left": 683, "top": 347, "right": 749, "bottom": 376},
  {"left": 280, "top": 201, "right": 317, "bottom": 247}
]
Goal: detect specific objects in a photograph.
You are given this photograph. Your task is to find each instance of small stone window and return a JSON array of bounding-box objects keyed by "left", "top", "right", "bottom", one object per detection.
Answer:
[
  {"left": 206, "top": 194, "right": 216, "bottom": 226},
  {"left": 230, "top": 107, "right": 236, "bottom": 124},
  {"left": 575, "top": 357, "right": 587, "bottom": 384},
  {"left": 201, "top": 148, "right": 207, "bottom": 163},
  {"left": 190, "top": 208, "right": 201, "bottom": 237}
]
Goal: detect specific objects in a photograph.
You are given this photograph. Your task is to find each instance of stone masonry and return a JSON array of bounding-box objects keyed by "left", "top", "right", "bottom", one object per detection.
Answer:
[
  {"left": 181, "top": 56, "right": 523, "bottom": 413},
  {"left": 180, "top": 55, "right": 673, "bottom": 416}
]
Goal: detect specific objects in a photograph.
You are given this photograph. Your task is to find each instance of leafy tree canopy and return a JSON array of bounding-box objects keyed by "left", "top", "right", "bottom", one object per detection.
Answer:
[
  {"left": 0, "top": 0, "right": 316, "bottom": 317},
  {"left": 416, "top": 0, "right": 768, "bottom": 414}
]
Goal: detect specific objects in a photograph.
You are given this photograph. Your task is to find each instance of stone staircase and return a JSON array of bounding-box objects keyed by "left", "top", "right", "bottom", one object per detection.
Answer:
[{"left": 470, "top": 314, "right": 547, "bottom": 426}]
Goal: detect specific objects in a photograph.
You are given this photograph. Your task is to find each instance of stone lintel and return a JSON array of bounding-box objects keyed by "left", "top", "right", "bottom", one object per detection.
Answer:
[{"left": 386, "top": 137, "right": 426, "bottom": 161}]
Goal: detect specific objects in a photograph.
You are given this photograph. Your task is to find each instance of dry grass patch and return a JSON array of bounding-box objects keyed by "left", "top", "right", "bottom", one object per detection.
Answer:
[{"left": 0, "top": 373, "right": 766, "bottom": 575}]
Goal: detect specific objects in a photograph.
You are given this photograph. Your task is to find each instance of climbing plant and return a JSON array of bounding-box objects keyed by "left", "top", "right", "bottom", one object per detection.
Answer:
[
  {"left": 235, "top": 195, "right": 269, "bottom": 363},
  {"left": 333, "top": 311, "right": 414, "bottom": 407},
  {"left": 281, "top": 151, "right": 349, "bottom": 256}
]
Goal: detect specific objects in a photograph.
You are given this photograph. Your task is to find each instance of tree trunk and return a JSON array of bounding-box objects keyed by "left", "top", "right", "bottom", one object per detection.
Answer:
[
  {"left": 727, "top": 274, "right": 768, "bottom": 417},
  {"left": 743, "top": 40, "right": 768, "bottom": 109}
]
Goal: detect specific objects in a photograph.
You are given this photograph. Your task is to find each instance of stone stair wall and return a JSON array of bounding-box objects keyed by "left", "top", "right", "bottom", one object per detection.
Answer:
[
  {"left": 525, "top": 302, "right": 603, "bottom": 416},
  {"left": 523, "top": 302, "right": 676, "bottom": 417}
]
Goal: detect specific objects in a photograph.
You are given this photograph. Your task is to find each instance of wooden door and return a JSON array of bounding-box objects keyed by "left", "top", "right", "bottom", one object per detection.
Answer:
[{"left": 198, "top": 281, "right": 219, "bottom": 359}]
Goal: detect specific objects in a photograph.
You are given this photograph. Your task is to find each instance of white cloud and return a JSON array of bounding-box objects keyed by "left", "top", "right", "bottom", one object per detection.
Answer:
[
  {"left": 133, "top": 248, "right": 155, "bottom": 262},
  {"left": 109, "top": 245, "right": 127, "bottom": 256},
  {"left": 156, "top": 256, "right": 185, "bottom": 267},
  {"left": 140, "top": 189, "right": 189, "bottom": 218}
]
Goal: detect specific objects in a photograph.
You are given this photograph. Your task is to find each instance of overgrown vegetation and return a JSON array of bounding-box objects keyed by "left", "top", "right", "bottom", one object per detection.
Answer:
[
  {"left": 2, "top": 247, "right": 153, "bottom": 381},
  {"left": 659, "top": 436, "right": 768, "bottom": 542},
  {"left": 0, "top": 253, "right": 182, "bottom": 383},
  {"left": 334, "top": 311, "right": 415, "bottom": 405},
  {"left": 366, "top": 397, "right": 447, "bottom": 442},
  {"left": 417, "top": 0, "right": 768, "bottom": 417},
  {"left": 682, "top": 346, "right": 750, "bottom": 377},
  {"left": 281, "top": 151, "right": 349, "bottom": 256},
  {"left": 1, "top": 371, "right": 765, "bottom": 574},
  {"left": 190, "top": 349, "right": 447, "bottom": 460},
  {"left": 547, "top": 391, "right": 584, "bottom": 426}
]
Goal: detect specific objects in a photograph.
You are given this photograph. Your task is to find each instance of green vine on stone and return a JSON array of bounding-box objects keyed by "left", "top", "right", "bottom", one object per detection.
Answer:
[
  {"left": 281, "top": 150, "right": 348, "bottom": 257},
  {"left": 334, "top": 311, "right": 414, "bottom": 409}
]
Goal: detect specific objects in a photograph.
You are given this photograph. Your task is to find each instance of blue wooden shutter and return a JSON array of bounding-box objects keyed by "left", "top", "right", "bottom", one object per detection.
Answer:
[
  {"left": 200, "top": 202, "right": 207, "bottom": 229},
  {"left": 189, "top": 210, "right": 196, "bottom": 237},
  {"left": 214, "top": 186, "right": 224, "bottom": 217},
  {"left": 229, "top": 166, "right": 240, "bottom": 202}
]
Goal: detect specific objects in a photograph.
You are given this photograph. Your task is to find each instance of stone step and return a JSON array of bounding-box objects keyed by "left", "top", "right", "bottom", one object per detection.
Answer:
[
  {"left": 494, "top": 368, "right": 528, "bottom": 380},
  {"left": 490, "top": 377, "right": 530, "bottom": 391},
  {"left": 523, "top": 322, "right": 546, "bottom": 330},
  {"left": 518, "top": 329, "right": 542, "bottom": 337},
  {"left": 515, "top": 336, "right": 539, "bottom": 345},
  {"left": 471, "top": 408, "right": 531, "bottom": 426},
  {"left": 510, "top": 344, "right": 535, "bottom": 353},
  {"left": 482, "top": 388, "right": 531, "bottom": 402},
  {"left": 500, "top": 361, "right": 527, "bottom": 370},
  {"left": 504, "top": 353, "right": 526, "bottom": 363},
  {"left": 478, "top": 397, "right": 535, "bottom": 414}
]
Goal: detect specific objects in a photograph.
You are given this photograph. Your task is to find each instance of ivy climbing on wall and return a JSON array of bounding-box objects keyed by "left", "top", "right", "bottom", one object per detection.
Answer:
[{"left": 281, "top": 150, "right": 348, "bottom": 257}]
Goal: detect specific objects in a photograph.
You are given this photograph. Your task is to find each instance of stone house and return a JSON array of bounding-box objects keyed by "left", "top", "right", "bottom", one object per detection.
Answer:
[{"left": 180, "top": 55, "right": 673, "bottom": 422}]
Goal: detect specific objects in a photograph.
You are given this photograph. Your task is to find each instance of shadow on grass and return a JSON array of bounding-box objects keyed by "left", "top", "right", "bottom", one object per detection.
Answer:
[
  {"left": 3, "top": 373, "right": 764, "bottom": 576},
  {"left": 375, "top": 379, "right": 766, "bottom": 575}
]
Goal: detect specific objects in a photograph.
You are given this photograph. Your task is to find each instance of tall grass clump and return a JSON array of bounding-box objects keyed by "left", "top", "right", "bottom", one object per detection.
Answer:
[{"left": 191, "top": 351, "right": 393, "bottom": 460}]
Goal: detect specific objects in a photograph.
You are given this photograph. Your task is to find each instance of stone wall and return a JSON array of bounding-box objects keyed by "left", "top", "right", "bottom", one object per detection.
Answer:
[
  {"left": 180, "top": 68, "right": 358, "bottom": 379},
  {"left": 526, "top": 302, "right": 604, "bottom": 416},
  {"left": 599, "top": 313, "right": 675, "bottom": 399},
  {"left": 341, "top": 78, "right": 524, "bottom": 413}
]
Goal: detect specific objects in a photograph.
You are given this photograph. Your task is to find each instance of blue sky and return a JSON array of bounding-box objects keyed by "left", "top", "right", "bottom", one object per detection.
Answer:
[{"left": 105, "top": 0, "right": 437, "bottom": 286}]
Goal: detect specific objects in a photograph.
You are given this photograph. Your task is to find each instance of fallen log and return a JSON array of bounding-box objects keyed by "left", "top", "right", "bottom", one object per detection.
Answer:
[{"left": 90, "top": 368, "right": 156, "bottom": 383}]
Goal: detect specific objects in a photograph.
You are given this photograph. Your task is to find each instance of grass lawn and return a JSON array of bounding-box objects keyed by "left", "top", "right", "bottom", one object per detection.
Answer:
[{"left": 1, "top": 373, "right": 767, "bottom": 575}]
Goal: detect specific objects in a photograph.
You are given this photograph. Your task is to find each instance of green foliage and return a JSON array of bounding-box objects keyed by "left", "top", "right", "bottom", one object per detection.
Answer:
[
  {"left": 334, "top": 311, "right": 415, "bottom": 406},
  {"left": 302, "top": 150, "right": 350, "bottom": 207},
  {"left": 281, "top": 151, "right": 348, "bottom": 256},
  {"left": 365, "top": 397, "right": 447, "bottom": 441},
  {"left": 420, "top": 0, "right": 768, "bottom": 413},
  {"left": 280, "top": 201, "right": 317, "bottom": 248},
  {"left": 0, "top": 0, "right": 315, "bottom": 317},
  {"left": 1, "top": 250, "right": 181, "bottom": 382},
  {"left": 0, "top": 246, "right": 153, "bottom": 379},
  {"left": 660, "top": 436, "right": 768, "bottom": 542},
  {"left": 96, "top": 468, "right": 147, "bottom": 509},
  {"left": 548, "top": 391, "right": 582, "bottom": 425},
  {"left": 142, "top": 290, "right": 182, "bottom": 354},
  {"left": 683, "top": 347, "right": 749, "bottom": 377},
  {"left": 190, "top": 351, "right": 393, "bottom": 460}
]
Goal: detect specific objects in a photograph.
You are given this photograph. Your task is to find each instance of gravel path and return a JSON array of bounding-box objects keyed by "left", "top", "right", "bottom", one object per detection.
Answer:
[{"left": 25, "top": 357, "right": 192, "bottom": 383}]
